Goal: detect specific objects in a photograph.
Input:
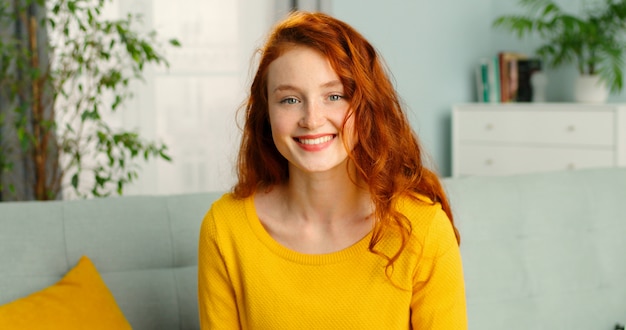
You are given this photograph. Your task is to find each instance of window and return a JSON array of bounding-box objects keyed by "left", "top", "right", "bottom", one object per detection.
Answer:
[{"left": 94, "top": 0, "right": 331, "bottom": 196}]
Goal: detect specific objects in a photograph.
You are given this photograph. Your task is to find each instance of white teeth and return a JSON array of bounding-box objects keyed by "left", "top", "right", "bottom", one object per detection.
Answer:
[{"left": 297, "top": 135, "right": 333, "bottom": 145}]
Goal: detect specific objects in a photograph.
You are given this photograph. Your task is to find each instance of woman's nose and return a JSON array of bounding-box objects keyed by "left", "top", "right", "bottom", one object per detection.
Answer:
[{"left": 299, "top": 102, "right": 325, "bottom": 129}]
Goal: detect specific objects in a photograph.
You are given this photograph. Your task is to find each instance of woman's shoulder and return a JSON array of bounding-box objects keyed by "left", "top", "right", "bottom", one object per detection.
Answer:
[
  {"left": 396, "top": 193, "right": 444, "bottom": 220},
  {"left": 209, "top": 192, "right": 242, "bottom": 209},
  {"left": 396, "top": 193, "right": 453, "bottom": 243},
  {"left": 202, "top": 192, "right": 251, "bottom": 230}
]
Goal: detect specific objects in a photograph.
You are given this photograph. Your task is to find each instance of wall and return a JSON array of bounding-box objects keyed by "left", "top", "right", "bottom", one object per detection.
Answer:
[
  {"left": 331, "top": 0, "right": 494, "bottom": 176},
  {"left": 331, "top": 0, "right": 624, "bottom": 177}
]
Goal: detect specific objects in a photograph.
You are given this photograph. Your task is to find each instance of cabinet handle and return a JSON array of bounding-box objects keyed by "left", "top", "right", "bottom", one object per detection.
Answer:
[
  {"left": 485, "top": 159, "right": 494, "bottom": 166},
  {"left": 566, "top": 125, "right": 576, "bottom": 132},
  {"left": 485, "top": 123, "right": 494, "bottom": 130},
  {"left": 567, "top": 163, "right": 576, "bottom": 170}
]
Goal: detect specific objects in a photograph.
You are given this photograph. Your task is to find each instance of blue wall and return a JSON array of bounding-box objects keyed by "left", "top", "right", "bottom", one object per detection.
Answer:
[{"left": 331, "top": 0, "right": 626, "bottom": 177}]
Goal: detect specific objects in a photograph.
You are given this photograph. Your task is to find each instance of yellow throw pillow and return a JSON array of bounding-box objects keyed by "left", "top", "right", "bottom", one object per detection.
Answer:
[{"left": 0, "top": 255, "right": 131, "bottom": 330}]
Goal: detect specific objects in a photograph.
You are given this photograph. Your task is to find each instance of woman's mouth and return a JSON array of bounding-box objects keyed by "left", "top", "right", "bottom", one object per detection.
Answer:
[{"left": 295, "top": 135, "right": 335, "bottom": 145}]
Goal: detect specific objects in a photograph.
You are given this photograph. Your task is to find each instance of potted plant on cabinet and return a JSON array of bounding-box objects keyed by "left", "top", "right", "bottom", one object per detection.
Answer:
[{"left": 493, "top": 0, "right": 626, "bottom": 103}]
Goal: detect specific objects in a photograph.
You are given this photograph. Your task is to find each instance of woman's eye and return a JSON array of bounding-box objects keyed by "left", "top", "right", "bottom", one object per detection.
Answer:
[
  {"left": 280, "top": 97, "right": 299, "bottom": 105},
  {"left": 329, "top": 94, "right": 343, "bottom": 101}
]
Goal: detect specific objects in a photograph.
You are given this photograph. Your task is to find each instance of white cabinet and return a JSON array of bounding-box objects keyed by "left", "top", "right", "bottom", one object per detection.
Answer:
[{"left": 452, "top": 103, "right": 626, "bottom": 177}]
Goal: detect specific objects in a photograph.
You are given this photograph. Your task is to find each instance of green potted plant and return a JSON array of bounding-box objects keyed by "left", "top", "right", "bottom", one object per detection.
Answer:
[
  {"left": 493, "top": 0, "right": 626, "bottom": 102},
  {"left": 0, "top": 0, "right": 180, "bottom": 200}
]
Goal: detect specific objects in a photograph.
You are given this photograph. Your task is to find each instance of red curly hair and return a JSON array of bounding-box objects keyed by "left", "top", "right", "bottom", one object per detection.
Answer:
[{"left": 234, "top": 11, "right": 460, "bottom": 267}]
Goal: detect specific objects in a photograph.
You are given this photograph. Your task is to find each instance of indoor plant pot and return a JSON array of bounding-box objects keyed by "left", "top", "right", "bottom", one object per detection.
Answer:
[{"left": 574, "top": 74, "right": 609, "bottom": 103}]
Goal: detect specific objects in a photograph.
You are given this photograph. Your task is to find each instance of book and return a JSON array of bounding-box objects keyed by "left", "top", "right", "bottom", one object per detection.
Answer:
[
  {"left": 498, "top": 51, "right": 527, "bottom": 102},
  {"left": 476, "top": 59, "right": 490, "bottom": 102},
  {"left": 488, "top": 55, "right": 500, "bottom": 103},
  {"left": 475, "top": 56, "right": 502, "bottom": 103}
]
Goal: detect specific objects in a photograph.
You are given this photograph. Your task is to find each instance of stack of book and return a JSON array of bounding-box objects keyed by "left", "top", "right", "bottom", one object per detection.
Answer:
[{"left": 475, "top": 51, "right": 542, "bottom": 103}]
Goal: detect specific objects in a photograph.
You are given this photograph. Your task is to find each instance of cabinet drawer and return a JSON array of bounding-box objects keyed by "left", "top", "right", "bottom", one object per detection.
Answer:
[
  {"left": 456, "top": 145, "right": 615, "bottom": 176},
  {"left": 456, "top": 110, "right": 614, "bottom": 146}
]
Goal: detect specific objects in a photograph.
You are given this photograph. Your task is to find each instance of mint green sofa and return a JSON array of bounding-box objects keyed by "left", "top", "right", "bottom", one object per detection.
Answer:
[
  {"left": 0, "top": 168, "right": 625, "bottom": 329},
  {"left": 445, "top": 168, "right": 626, "bottom": 329},
  {"left": 0, "top": 191, "right": 222, "bottom": 329}
]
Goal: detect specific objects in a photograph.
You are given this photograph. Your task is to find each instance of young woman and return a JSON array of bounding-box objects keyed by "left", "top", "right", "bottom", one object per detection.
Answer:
[{"left": 198, "top": 11, "right": 467, "bottom": 329}]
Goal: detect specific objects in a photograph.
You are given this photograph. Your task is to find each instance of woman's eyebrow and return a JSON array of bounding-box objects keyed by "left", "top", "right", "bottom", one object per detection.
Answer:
[
  {"left": 321, "top": 80, "right": 343, "bottom": 89},
  {"left": 272, "top": 80, "right": 343, "bottom": 94},
  {"left": 272, "top": 84, "right": 299, "bottom": 93}
]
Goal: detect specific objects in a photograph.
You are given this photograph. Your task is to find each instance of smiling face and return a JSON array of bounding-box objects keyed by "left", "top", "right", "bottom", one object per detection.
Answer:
[{"left": 266, "top": 45, "right": 355, "bottom": 176}]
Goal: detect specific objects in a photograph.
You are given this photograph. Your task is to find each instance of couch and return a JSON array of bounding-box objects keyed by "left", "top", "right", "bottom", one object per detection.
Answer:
[
  {"left": 0, "top": 191, "right": 220, "bottom": 329},
  {"left": 0, "top": 167, "right": 624, "bottom": 329},
  {"left": 445, "top": 167, "right": 626, "bottom": 330}
]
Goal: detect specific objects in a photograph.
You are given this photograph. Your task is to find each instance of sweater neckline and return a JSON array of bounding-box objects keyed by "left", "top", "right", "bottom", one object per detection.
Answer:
[{"left": 243, "top": 195, "right": 372, "bottom": 265}]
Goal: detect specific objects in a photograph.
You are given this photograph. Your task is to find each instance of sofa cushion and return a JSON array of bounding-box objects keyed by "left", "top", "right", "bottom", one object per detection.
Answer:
[{"left": 0, "top": 256, "right": 131, "bottom": 330}]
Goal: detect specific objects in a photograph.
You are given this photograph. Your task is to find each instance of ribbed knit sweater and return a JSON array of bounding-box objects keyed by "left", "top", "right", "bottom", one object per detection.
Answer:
[{"left": 198, "top": 193, "right": 467, "bottom": 329}]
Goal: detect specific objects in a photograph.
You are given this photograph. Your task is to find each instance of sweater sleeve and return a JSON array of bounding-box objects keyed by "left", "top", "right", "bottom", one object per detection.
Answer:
[
  {"left": 198, "top": 207, "right": 240, "bottom": 329},
  {"left": 410, "top": 208, "right": 468, "bottom": 329}
]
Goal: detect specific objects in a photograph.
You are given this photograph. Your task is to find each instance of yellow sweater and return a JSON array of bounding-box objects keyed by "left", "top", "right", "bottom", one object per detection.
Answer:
[{"left": 198, "top": 193, "right": 467, "bottom": 329}]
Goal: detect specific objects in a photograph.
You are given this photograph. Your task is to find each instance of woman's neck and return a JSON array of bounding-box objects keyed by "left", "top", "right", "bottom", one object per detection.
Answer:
[
  {"left": 254, "top": 161, "right": 374, "bottom": 254},
  {"left": 281, "top": 162, "right": 371, "bottom": 225}
]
